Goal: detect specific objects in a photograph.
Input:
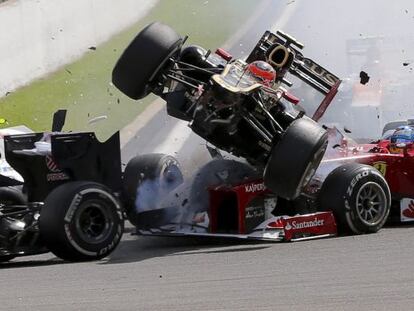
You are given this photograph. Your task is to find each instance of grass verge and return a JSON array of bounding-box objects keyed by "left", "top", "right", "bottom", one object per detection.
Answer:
[{"left": 0, "top": 0, "right": 259, "bottom": 140}]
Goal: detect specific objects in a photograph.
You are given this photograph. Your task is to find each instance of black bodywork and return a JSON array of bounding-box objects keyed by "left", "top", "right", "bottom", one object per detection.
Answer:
[
  {"left": 0, "top": 111, "right": 123, "bottom": 259},
  {"left": 162, "top": 30, "right": 340, "bottom": 166},
  {"left": 4, "top": 132, "right": 122, "bottom": 202}
]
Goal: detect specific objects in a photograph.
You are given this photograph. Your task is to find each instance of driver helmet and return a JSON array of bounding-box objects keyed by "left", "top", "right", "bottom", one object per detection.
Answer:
[
  {"left": 246, "top": 61, "right": 276, "bottom": 87},
  {"left": 389, "top": 125, "right": 414, "bottom": 153}
]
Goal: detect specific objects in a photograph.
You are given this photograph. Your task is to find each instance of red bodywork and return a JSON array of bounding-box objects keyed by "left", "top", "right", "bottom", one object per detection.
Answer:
[
  {"left": 314, "top": 128, "right": 414, "bottom": 223},
  {"left": 209, "top": 180, "right": 337, "bottom": 241},
  {"left": 324, "top": 135, "right": 414, "bottom": 198}
]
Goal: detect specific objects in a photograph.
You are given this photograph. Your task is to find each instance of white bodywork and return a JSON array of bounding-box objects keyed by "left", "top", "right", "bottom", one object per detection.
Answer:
[{"left": 0, "top": 125, "right": 33, "bottom": 182}]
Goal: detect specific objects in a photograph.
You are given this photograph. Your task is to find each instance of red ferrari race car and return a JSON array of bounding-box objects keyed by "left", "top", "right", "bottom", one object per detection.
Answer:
[
  {"left": 112, "top": 23, "right": 394, "bottom": 242},
  {"left": 311, "top": 121, "right": 414, "bottom": 226}
]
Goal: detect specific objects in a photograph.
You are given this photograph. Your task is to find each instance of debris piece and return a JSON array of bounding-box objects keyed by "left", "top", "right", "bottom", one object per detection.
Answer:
[
  {"left": 359, "top": 71, "right": 370, "bottom": 85},
  {"left": 65, "top": 68, "right": 72, "bottom": 75},
  {"left": 88, "top": 46, "right": 97, "bottom": 51},
  {"left": 403, "top": 62, "right": 410, "bottom": 66},
  {"left": 181, "top": 198, "right": 188, "bottom": 206},
  {"left": 344, "top": 127, "right": 352, "bottom": 133}
]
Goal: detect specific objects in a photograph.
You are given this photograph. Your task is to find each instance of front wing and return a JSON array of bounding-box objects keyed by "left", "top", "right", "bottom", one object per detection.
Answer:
[{"left": 136, "top": 211, "right": 337, "bottom": 242}]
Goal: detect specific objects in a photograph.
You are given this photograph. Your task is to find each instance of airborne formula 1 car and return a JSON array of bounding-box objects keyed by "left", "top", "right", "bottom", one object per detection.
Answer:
[
  {"left": 112, "top": 22, "right": 339, "bottom": 201},
  {"left": 111, "top": 23, "right": 392, "bottom": 239}
]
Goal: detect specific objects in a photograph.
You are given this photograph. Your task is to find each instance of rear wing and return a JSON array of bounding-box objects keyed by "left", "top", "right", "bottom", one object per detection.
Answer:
[{"left": 246, "top": 30, "right": 342, "bottom": 121}]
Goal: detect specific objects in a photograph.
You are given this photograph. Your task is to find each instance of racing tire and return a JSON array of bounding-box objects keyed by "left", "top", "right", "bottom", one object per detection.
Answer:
[
  {"left": 123, "top": 153, "right": 184, "bottom": 227},
  {"left": 112, "top": 22, "right": 182, "bottom": 100},
  {"left": 319, "top": 163, "right": 391, "bottom": 234},
  {"left": 39, "top": 182, "right": 124, "bottom": 262},
  {"left": 263, "top": 117, "right": 328, "bottom": 200}
]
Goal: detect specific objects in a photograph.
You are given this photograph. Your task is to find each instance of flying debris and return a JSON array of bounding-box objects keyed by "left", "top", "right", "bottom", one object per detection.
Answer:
[{"left": 359, "top": 71, "right": 370, "bottom": 85}]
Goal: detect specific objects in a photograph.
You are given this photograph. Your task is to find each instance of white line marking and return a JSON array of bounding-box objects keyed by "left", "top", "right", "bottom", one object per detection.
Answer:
[{"left": 120, "top": 98, "right": 165, "bottom": 148}]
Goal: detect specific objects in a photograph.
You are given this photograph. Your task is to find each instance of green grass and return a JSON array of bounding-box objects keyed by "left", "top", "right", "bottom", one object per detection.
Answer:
[{"left": 0, "top": 0, "right": 259, "bottom": 140}]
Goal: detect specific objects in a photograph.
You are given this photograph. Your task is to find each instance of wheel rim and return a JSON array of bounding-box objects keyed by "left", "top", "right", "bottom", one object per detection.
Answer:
[
  {"left": 76, "top": 200, "right": 114, "bottom": 244},
  {"left": 356, "top": 182, "right": 387, "bottom": 226},
  {"left": 159, "top": 162, "right": 183, "bottom": 192}
]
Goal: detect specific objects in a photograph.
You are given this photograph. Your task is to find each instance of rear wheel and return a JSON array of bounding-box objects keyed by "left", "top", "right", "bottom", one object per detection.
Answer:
[
  {"left": 264, "top": 117, "right": 328, "bottom": 200},
  {"left": 319, "top": 163, "right": 391, "bottom": 234},
  {"left": 39, "top": 182, "right": 124, "bottom": 261},
  {"left": 112, "top": 22, "right": 182, "bottom": 100},
  {"left": 123, "top": 154, "right": 183, "bottom": 226}
]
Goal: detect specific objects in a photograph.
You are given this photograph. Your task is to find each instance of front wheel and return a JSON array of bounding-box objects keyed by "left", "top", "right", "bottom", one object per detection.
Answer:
[
  {"left": 39, "top": 182, "right": 124, "bottom": 261},
  {"left": 319, "top": 163, "right": 391, "bottom": 234},
  {"left": 264, "top": 117, "right": 328, "bottom": 200},
  {"left": 112, "top": 22, "right": 182, "bottom": 100},
  {"left": 122, "top": 154, "right": 184, "bottom": 227}
]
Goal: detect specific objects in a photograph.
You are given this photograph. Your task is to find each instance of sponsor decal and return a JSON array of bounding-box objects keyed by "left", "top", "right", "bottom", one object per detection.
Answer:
[
  {"left": 303, "top": 58, "right": 339, "bottom": 86},
  {"left": 284, "top": 218, "right": 325, "bottom": 231},
  {"left": 372, "top": 161, "right": 387, "bottom": 176},
  {"left": 347, "top": 170, "right": 369, "bottom": 196},
  {"left": 45, "top": 156, "right": 60, "bottom": 173},
  {"left": 400, "top": 199, "right": 414, "bottom": 222},
  {"left": 244, "top": 182, "right": 266, "bottom": 193},
  {"left": 47, "top": 173, "right": 69, "bottom": 181},
  {"left": 45, "top": 155, "right": 69, "bottom": 181},
  {"left": 245, "top": 205, "right": 265, "bottom": 219}
]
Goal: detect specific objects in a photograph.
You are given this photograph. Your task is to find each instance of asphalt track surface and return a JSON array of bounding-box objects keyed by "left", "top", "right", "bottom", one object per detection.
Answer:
[{"left": 3, "top": 1, "right": 414, "bottom": 310}]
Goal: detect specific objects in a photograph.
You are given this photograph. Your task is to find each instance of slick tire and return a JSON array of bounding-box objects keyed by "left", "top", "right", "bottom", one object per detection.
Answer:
[
  {"left": 39, "top": 182, "right": 124, "bottom": 261},
  {"left": 319, "top": 163, "right": 391, "bottom": 234},
  {"left": 264, "top": 117, "right": 328, "bottom": 200},
  {"left": 112, "top": 22, "right": 182, "bottom": 100},
  {"left": 123, "top": 154, "right": 183, "bottom": 227}
]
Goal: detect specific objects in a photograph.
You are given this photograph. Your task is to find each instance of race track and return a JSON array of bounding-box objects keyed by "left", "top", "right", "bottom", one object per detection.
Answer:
[
  {"left": 2, "top": 227, "right": 414, "bottom": 310},
  {"left": 3, "top": 1, "right": 414, "bottom": 310}
]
